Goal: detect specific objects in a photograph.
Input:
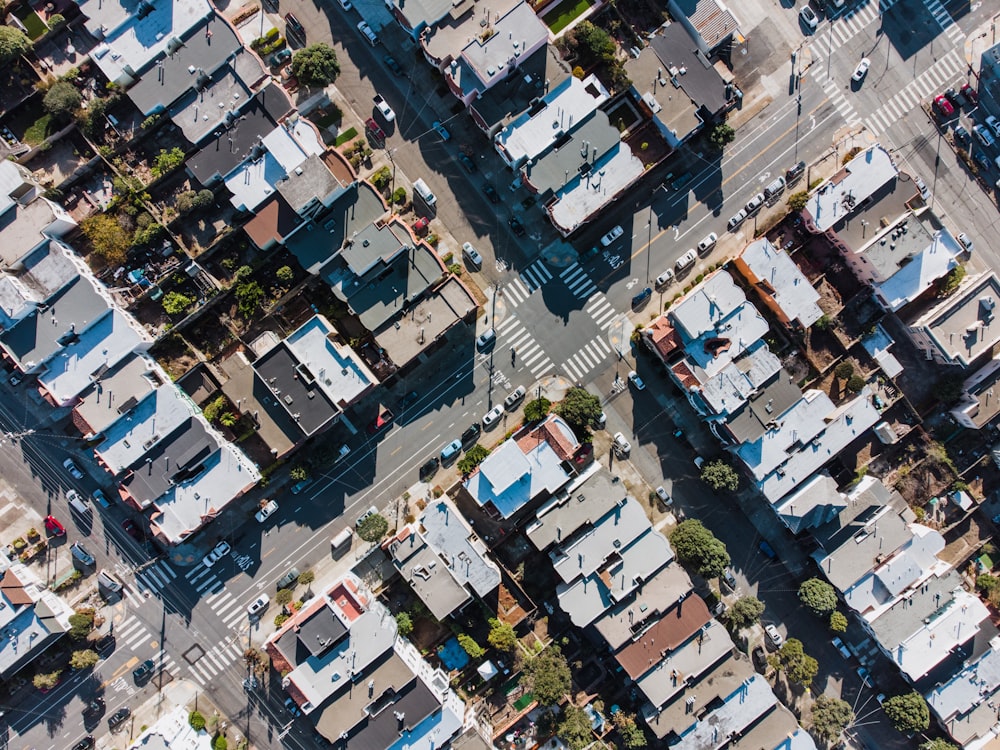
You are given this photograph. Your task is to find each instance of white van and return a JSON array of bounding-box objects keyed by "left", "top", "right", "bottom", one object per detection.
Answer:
[
  {"left": 763, "top": 176, "right": 786, "bottom": 200},
  {"left": 331, "top": 527, "right": 353, "bottom": 550},
  {"left": 413, "top": 178, "right": 436, "bottom": 207}
]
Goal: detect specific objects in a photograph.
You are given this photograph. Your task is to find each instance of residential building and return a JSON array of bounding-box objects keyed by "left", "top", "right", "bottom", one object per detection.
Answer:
[
  {"left": 125, "top": 704, "right": 213, "bottom": 749},
  {"left": 0, "top": 549, "right": 74, "bottom": 679},
  {"left": 733, "top": 238, "right": 822, "bottom": 329},
  {"left": 266, "top": 574, "right": 463, "bottom": 748},
  {"left": 462, "top": 415, "right": 577, "bottom": 520},
  {"left": 389, "top": 499, "right": 500, "bottom": 620},
  {"left": 524, "top": 471, "right": 623, "bottom": 552},
  {"left": 0, "top": 161, "right": 76, "bottom": 270},
  {"left": 977, "top": 41, "right": 1000, "bottom": 122},
  {"left": 773, "top": 472, "right": 845, "bottom": 534},
  {"left": 802, "top": 144, "right": 898, "bottom": 234},
  {"left": 926, "top": 635, "right": 1000, "bottom": 747},
  {"left": 71, "top": 354, "right": 169, "bottom": 439},
  {"left": 860, "top": 323, "right": 904, "bottom": 379},
  {"left": 950, "top": 356, "right": 1000, "bottom": 429},
  {"left": 80, "top": 0, "right": 214, "bottom": 87},
  {"left": 666, "top": 0, "right": 742, "bottom": 56},
  {"left": 626, "top": 22, "right": 736, "bottom": 148},
  {"left": 168, "top": 53, "right": 266, "bottom": 146},
  {"left": 591, "top": 562, "right": 691, "bottom": 650},
  {"left": 903, "top": 271, "right": 1000, "bottom": 369}
]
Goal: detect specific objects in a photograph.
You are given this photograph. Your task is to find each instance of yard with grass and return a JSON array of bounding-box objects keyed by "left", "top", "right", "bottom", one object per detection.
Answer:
[
  {"left": 14, "top": 9, "right": 49, "bottom": 40},
  {"left": 544, "top": 0, "right": 591, "bottom": 34}
]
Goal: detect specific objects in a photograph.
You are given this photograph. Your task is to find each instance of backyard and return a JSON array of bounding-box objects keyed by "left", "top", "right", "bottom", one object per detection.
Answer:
[{"left": 542, "top": 0, "right": 592, "bottom": 34}]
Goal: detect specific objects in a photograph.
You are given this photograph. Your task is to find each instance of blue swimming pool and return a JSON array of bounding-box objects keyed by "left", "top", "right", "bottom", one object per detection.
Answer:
[{"left": 438, "top": 637, "right": 470, "bottom": 670}]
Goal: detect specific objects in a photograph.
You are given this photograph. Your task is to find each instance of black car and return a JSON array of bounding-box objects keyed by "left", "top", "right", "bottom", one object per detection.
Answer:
[
  {"left": 132, "top": 659, "right": 155, "bottom": 683},
  {"left": 953, "top": 125, "right": 971, "bottom": 146},
  {"left": 458, "top": 153, "right": 477, "bottom": 173},
  {"left": 400, "top": 391, "right": 419, "bottom": 410},
  {"left": 631, "top": 287, "right": 652, "bottom": 308},
  {"left": 785, "top": 160, "right": 806, "bottom": 182},
  {"left": 85, "top": 697, "right": 105, "bottom": 715},
  {"left": 383, "top": 55, "right": 405, "bottom": 77},
  {"left": 72, "top": 738, "right": 95, "bottom": 750},
  {"left": 419, "top": 457, "right": 439, "bottom": 479},
  {"left": 284, "top": 12, "right": 305, "bottom": 38},
  {"left": 943, "top": 87, "right": 963, "bottom": 109},
  {"left": 461, "top": 423, "right": 481, "bottom": 446},
  {"left": 509, "top": 216, "right": 526, "bottom": 236},
  {"left": 108, "top": 706, "right": 130, "bottom": 730},
  {"left": 975, "top": 152, "right": 992, "bottom": 172},
  {"left": 752, "top": 645, "right": 768, "bottom": 673},
  {"left": 483, "top": 184, "right": 500, "bottom": 204}
]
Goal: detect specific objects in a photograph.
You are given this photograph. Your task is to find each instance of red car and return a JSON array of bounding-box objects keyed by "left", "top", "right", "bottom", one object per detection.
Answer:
[
  {"left": 961, "top": 84, "right": 978, "bottom": 105},
  {"left": 933, "top": 94, "right": 955, "bottom": 117},
  {"left": 365, "top": 118, "right": 386, "bottom": 145},
  {"left": 44, "top": 515, "right": 66, "bottom": 537},
  {"left": 366, "top": 406, "right": 394, "bottom": 435},
  {"left": 412, "top": 217, "right": 429, "bottom": 234}
]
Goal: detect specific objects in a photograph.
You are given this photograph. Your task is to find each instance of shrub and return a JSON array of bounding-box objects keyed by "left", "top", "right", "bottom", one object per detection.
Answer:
[
  {"left": 457, "top": 633, "right": 485, "bottom": 659},
  {"left": 275, "top": 589, "right": 293, "bottom": 606},
  {"left": 274, "top": 613, "right": 290, "bottom": 628},
  {"left": 213, "top": 736, "right": 228, "bottom": 750},
  {"left": 457, "top": 445, "right": 489, "bottom": 474},
  {"left": 787, "top": 191, "right": 809, "bottom": 211},
  {"left": 834, "top": 361, "right": 854, "bottom": 380},
  {"left": 371, "top": 166, "right": 391, "bottom": 191},
  {"left": 48, "top": 13, "right": 66, "bottom": 27},
  {"left": 189, "top": 710, "right": 206, "bottom": 731},
  {"left": 69, "top": 609, "right": 95, "bottom": 640},
  {"left": 162, "top": 291, "right": 193, "bottom": 316},
  {"left": 939, "top": 265, "right": 966, "bottom": 296},
  {"left": 203, "top": 395, "right": 228, "bottom": 423},
  {"left": 151, "top": 147, "right": 185, "bottom": 179},
  {"left": 81, "top": 214, "right": 129, "bottom": 265},
  {"left": 276, "top": 265, "right": 294, "bottom": 283},
  {"left": 33, "top": 670, "right": 62, "bottom": 690},
  {"left": 0, "top": 27, "right": 32, "bottom": 66},
  {"left": 846, "top": 374, "right": 866, "bottom": 393},
  {"left": 235, "top": 281, "right": 265, "bottom": 318},
  {"left": 829, "top": 610, "right": 848, "bottom": 632},
  {"left": 396, "top": 612, "right": 414, "bottom": 635},
  {"left": 391, "top": 187, "right": 406, "bottom": 205},
  {"left": 487, "top": 618, "right": 517, "bottom": 652},
  {"left": 70, "top": 649, "right": 100, "bottom": 669},
  {"left": 523, "top": 397, "right": 551, "bottom": 422},
  {"left": 44, "top": 80, "right": 81, "bottom": 121}
]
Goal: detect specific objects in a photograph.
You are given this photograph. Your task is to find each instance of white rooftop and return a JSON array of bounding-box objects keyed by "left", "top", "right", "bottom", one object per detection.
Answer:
[
  {"left": 804, "top": 144, "right": 898, "bottom": 232},
  {"left": 127, "top": 704, "right": 214, "bottom": 749},
  {"left": 698, "top": 344, "right": 782, "bottom": 417},
  {"left": 673, "top": 675, "right": 777, "bottom": 750},
  {"left": 927, "top": 636, "right": 1000, "bottom": 746},
  {"left": 466, "top": 435, "right": 571, "bottom": 519},
  {"left": 550, "top": 498, "right": 649, "bottom": 584},
  {"left": 907, "top": 272, "right": 1000, "bottom": 368},
  {"left": 284, "top": 316, "right": 376, "bottom": 407},
  {"left": 738, "top": 238, "right": 822, "bottom": 327},
  {"left": 420, "top": 500, "right": 500, "bottom": 598},
  {"left": 493, "top": 75, "right": 609, "bottom": 168},
  {"left": 874, "top": 229, "right": 964, "bottom": 312},
  {"left": 634, "top": 618, "right": 732, "bottom": 709},
  {"left": 548, "top": 146, "right": 646, "bottom": 237}
]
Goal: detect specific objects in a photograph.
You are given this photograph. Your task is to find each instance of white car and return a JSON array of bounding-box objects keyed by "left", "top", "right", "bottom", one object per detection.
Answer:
[
  {"left": 202, "top": 540, "right": 231, "bottom": 567},
  {"left": 63, "top": 458, "right": 85, "bottom": 479},
  {"left": 482, "top": 405, "right": 504, "bottom": 429},
  {"left": 727, "top": 209, "right": 747, "bottom": 231},
  {"left": 745, "top": 193, "right": 765, "bottom": 215},
  {"left": 356, "top": 505, "right": 379, "bottom": 527},
  {"left": 696, "top": 233, "right": 717, "bottom": 254},
  {"left": 255, "top": 500, "right": 279, "bottom": 523},
  {"left": 675, "top": 249, "right": 697, "bottom": 271},
  {"left": 627, "top": 370, "right": 645, "bottom": 390},
  {"left": 957, "top": 233, "right": 973, "bottom": 252},
  {"left": 851, "top": 57, "right": 870, "bottom": 82},
  {"left": 799, "top": 5, "right": 818, "bottom": 30},
  {"left": 247, "top": 593, "right": 270, "bottom": 617},
  {"left": 599, "top": 225, "right": 624, "bottom": 247},
  {"left": 986, "top": 114, "right": 1000, "bottom": 137},
  {"left": 655, "top": 269, "right": 675, "bottom": 287},
  {"left": 462, "top": 242, "right": 483, "bottom": 268},
  {"left": 373, "top": 94, "right": 395, "bottom": 122},
  {"left": 765, "top": 623, "right": 784, "bottom": 648},
  {"left": 613, "top": 432, "right": 631, "bottom": 456},
  {"left": 655, "top": 486, "right": 672, "bottom": 505}
]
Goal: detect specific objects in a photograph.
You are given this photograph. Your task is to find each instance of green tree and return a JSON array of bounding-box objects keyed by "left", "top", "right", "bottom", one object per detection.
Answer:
[
  {"left": 938, "top": 265, "right": 966, "bottom": 297},
  {"left": 556, "top": 704, "right": 594, "bottom": 750},
  {"left": 457, "top": 445, "right": 489, "bottom": 474},
  {"left": 43, "top": 80, "right": 82, "bottom": 121},
  {"left": 882, "top": 692, "right": 930, "bottom": 734},
  {"left": 162, "top": 291, "right": 193, "bottom": 315},
  {"left": 773, "top": 639, "right": 819, "bottom": 687},
  {"left": 176, "top": 190, "right": 214, "bottom": 214},
  {"left": 220, "top": 412, "right": 237, "bottom": 427},
  {"left": 798, "top": 578, "right": 837, "bottom": 615},
  {"left": 203, "top": 395, "right": 227, "bottom": 423},
  {"left": 700, "top": 460, "right": 740, "bottom": 492},
  {"left": 189, "top": 710, "right": 207, "bottom": 731},
  {"left": 669, "top": 519, "right": 731, "bottom": 579},
  {"left": 457, "top": 633, "right": 485, "bottom": 659},
  {"left": 395, "top": 612, "right": 413, "bottom": 636},
  {"left": 919, "top": 740, "right": 958, "bottom": 750},
  {"left": 81, "top": 213, "right": 130, "bottom": 265},
  {"left": 235, "top": 280, "right": 265, "bottom": 318},
  {"left": 82, "top": 96, "right": 110, "bottom": 140},
  {"left": 612, "top": 711, "right": 647, "bottom": 748},
  {"left": 276, "top": 265, "right": 294, "bottom": 283},
  {"left": 834, "top": 361, "right": 854, "bottom": 380},
  {"left": 33, "top": 670, "right": 62, "bottom": 690},
  {"left": 555, "top": 387, "right": 602, "bottom": 434},
  {"left": 521, "top": 646, "right": 571, "bottom": 706},
  {"left": 0, "top": 27, "right": 31, "bottom": 65},
  {"left": 357, "top": 512, "right": 389, "bottom": 542},
  {"left": 70, "top": 649, "right": 100, "bottom": 670},
  {"left": 709, "top": 123, "right": 736, "bottom": 150},
  {"left": 213, "top": 736, "right": 228, "bottom": 750},
  {"left": 564, "top": 22, "right": 615, "bottom": 67},
  {"left": 298, "top": 569, "right": 315, "bottom": 589},
  {"left": 275, "top": 589, "right": 293, "bottom": 607},
  {"left": 787, "top": 190, "right": 809, "bottom": 211},
  {"left": 291, "top": 44, "right": 341, "bottom": 88},
  {"left": 810, "top": 694, "right": 854, "bottom": 741},
  {"left": 846, "top": 374, "right": 866, "bottom": 393},
  {"left": 726, "top": 596, "right": 764, "bottom": 631},
  {"left": 523, "top": 397, "right": 551, "bottom": 423},
  {"left": 68, "top": 609, "right": 95, "bottom": 640},
  {"left": 487, "top": 618, "right": 517, "bottom": 652},
  {"left": 829, "top": 611, "right": 848, "bottom": 633},
  {"left": 391, "top": 187, "right": 407, "bottom": 205},
  {"left": 289, "top": 466, "right": 309, "bottom": 482},
  {"left": 151, "top": 147, "right": 185, "bottom": 178}
]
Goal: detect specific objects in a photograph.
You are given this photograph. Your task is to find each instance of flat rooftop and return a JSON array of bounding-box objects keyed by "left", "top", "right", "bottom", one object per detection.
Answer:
[
  {"left": 525, "top": 472, "right": 624, "bottom": 551},
  {"left": 0, "top": 199, "right": 60, "bottom": 269},
  {"left": 119, "top": 417, "right": 215, "bottom": 506},
  {"left": 616, "top": 595, "right": 712, "bottom": 680},
  {"left": 906, "top": 272, "right": 1000, "bottom": 368},
  {"left": 549, "top": 498, "right": 649, "bottom": 584},
  {"left": 592, "top": 562, "right": 692, "bottom": 650},
  {"left": 773, "top": 471, "right": 845, "bottom": 535},
  {"left": 391, "top": 529, "right": 470, "bottom": 621},
  {"left": 521, "top": 111, "right": 620, "bottom": 196},
  {"left": 71, "top": 354, "right": 166, "bottom": 437},
  {"left": 953, "top": 357, "right": 1000, "bottom": 428},
  {"left": 634, "top": 618, "right": 733, "bottom": 709},
  {"left": 168, "top": 51, "right": 265, "bottom": 145},
  {"left": 804, "top": 144, "right": 898, "bottom": 233},
  {"left": 547, "top": 144, "right": 645, "bottom": 236},
  {"left": 722, "top": 368, "right": 802, "bottom": 444},
  {"left": 737, "top": 238, "right": 822, "bottom": 327},
  {"left": 874, "top": 228, "right": 964, "bottom": 313},
  {"left": 927, "top": 637, "right": 1000, "bottom": 747},
  {"left": 469, "top": 45, "right": 571, "bottom": 135},
  {"left": 420, "top": 500, "right": 499, "bottom": 598}
]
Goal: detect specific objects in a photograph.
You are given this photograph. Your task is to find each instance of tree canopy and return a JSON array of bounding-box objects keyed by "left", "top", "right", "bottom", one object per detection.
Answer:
[
  {"left": 810, "top": 694, "right": 854, "bottom": 741},
  {"left": 919, "top": 740, "right": 958, "bottom": 750},
  {"left": 356, "top": 512, "right": 389, "bottom": 542},
  {"left": 563, "top": 21, "right": 615, "bottom": 68},
  {"left": 669, "top": 519, "right": 731, "bottom": 579},
  {"left": 70, "top": 649, "right": 100, "bottom": 670},
  {"left": 521, "top": 646, "right": 571, "bottom": 706},
  {"left": 487, "top": 618, "right": 517, "bottom": 652},
  {"left": 44, "top": 80, "right": 82, "bottom": 121},
  {"left": 395, "top": 612, "right": 413, "bottom": 636},
  {"left": 700, "top": 460, "right": 740, "bottom": 492},
  {"left": 555, "top": 387, "right": 602, "bottom": 434},
  {"left": 773, "top": 638, "right": 819, "bottom": 687},
  {"left": 0, "top": 27, "right": 31, "bottom": 66},
  {"left": 798, "top": 578, "right": 838, "bottom": 615},
  {"left": 709, "top": 123, "right": 736, "bottom": 150},
  {"left": 291, "top": 44, "right": 341, "bottom": 88},
  {"left": 556, "top": 705, "right": 594, "bottom": 750},
  {"left": 725, "top": 596, "right": 764, "bottom": 631},
  {"left": 523, "top": 397, "right": 551, "bottom": 423},
  {"left": 81, "top": 213, "right": 130, "bottom": 265},
  {"left": 883, "top": 692, "right": 930, "bottom": 734}
]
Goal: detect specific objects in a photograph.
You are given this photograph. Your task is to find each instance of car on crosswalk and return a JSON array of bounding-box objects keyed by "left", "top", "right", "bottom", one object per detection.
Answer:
[
  {"left": 132, "top": 659, "right": 156, "bottom": 683},
  {"left": 476, "top": 328, "right": 496, "bottom": 351},
  {"left": 202, "top": 540, "right": 231, "bottom": 567},
  {"left": 851, "top": 58, "right": 870, "bottom": 82}
]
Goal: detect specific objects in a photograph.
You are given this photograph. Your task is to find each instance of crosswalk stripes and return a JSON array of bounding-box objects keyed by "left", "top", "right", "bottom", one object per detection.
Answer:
[
  {"left": 496, "top": 316, "right": 554, "bottom": 378},
  {"left": 863, "top": 48, "right": 964, "bottom": 135},
  {"left": 502, "top": 277, "right": 531, "bottom": 308},
  {"left": 187, "top": 640, "right": 245, "bottom": 684},
  {"left": 815, "top": 77, "right": 862, "bottom": 127},
  {"left": 559, "top": 263, "right": 597, "bottom": 299},
  {"left": 923, "top": 0, "right": 963, "bottom": 44},
  {"left": 808, "top": 2, "right": 881, "bottom": 61},
  {"left": 118, "top": 617, "right": 150, "bottom": 649},
  {"left": 586, "top": 293, "right": 619, "bottom": 330},
  {"left": 562, "top": 336, "right": 614, "bottom": 382},
  {"left": 519, "top": 260, "right": 552, "bottom": 291},
  {"left": 185, "top": 565, "right": 212, "bottom": 583}
]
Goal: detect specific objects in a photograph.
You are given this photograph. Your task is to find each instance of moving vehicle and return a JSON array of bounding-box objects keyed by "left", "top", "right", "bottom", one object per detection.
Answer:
[
  {"left": 373, "top": 94, "right": 395, "bottom": 122},
  {"left": 255, "top": 500, "right": 279, "bottom": 523},
  {"left": 612, "top": 432, "right": 631, "bottom": 456},
  {"left": 851, "top": 57, "right": 870, "bottom": 82},
  {"left": 63, "top": 458, "right": 85, "bottom": 479},
  {"left": 247, "top": 593, "right": 270, "bottom": 617},
  {"left": 44, "top": 515, "right": 66, "bottom": 537},
  {"left": 202, "top": 540, "right": 231, "bottom": 567},
  {"left": 71, "top": 542, "right": 95, "bottom": 566},
  {"left": 600, "top": 225, "right": 624, "bottom": 247},
  {"left": 462, "top": 242, "right": 483, "bottom": 269},
  {"left": 503, "top": 385, "right": 527, "bottom": 410},
  {"left": 476, "top": 328, "right": 497, "bottom": 351},
  {"left": 276, "top": 567, "right": 300, "bottom": 589},
  {"left": 432, "top": 121, "right": 450, "bottom": 141},
  {"left": 482, "top": 405, "right": 504, "bottom": 429},
  {"left": 627, "top": 370, "right": 646, "bottom": 390},
  {"left": 799, "top": 5, "right": 818, "bottom": 30}
]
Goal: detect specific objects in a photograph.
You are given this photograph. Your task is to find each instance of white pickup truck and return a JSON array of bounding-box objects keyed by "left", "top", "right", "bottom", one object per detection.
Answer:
[{"left": 373, "top": 94, "right": 395, "bottom": 122}]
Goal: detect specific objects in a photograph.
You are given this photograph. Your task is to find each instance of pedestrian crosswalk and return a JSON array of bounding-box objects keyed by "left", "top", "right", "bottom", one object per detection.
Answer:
[
  {"left": 562, "top": 336, "right": 614, "bottom": 382},
  {"left": 863, "top": 48, "right": 965, "bottom": 135},
  {"left": 502, "top": 277, "right": 532, "bottom": 308},
  {"left": 559, "top": 263, "right": 597, "bottom": 300},
  {"left": 185, "top": 639, "right": 246, "bottom": 685},
  {"left": 495, "top": 316, "right": 554, "bottom": 379},
  {"left": 815, "top": 76, "right": 862, "bottom": 127},
  {"left": 586, "top": 293, "right": 619, "bottom": 331},
  {"left": 125, "top": 559, "right": 250, "bottom": 631},
  {"left": 924, "top": 0, "right": 964, "bottom": 45},
  {"left": 807, "top": 0, "right": 887, "bottom": 61},
  {"left": 519, "top": 259, "right": 552, "bottom": 292}
]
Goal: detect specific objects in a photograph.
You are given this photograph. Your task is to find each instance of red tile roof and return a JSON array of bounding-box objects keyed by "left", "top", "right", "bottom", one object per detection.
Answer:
[
  {"left": 646, "top": 316, "right": 682, "bottom": 360},
  {"left": 616, "top": 596, "right": 712, "bottom": 679}
]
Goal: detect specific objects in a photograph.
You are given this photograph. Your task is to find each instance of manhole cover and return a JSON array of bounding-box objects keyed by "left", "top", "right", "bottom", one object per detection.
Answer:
[{"left": 183, "top": 644, "right": 205, "bottom": 664}]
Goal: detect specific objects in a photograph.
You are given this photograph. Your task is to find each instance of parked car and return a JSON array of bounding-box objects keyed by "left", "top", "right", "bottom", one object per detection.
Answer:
[
  {"left": 752, "top": 645, "right": 768, "bottom": 672},
  {"left": 744, "top": 192, "right": 765, "bottom": 215},
  {"left": 97, "top": 570, "right": 123, "bottom": 594},
  {"left": 108, "top": 707, "right": 131, "bottom": 731},
  {"left": 357, "top": 19, "right": 379, "bottom": 45},
  {"left": 132, "top": 659, "right": 156, "bottom": 682},
  {"left": 284, "top": 697, "right": 303, "bottom": 717},
  {"left": 851, "top": 57, "right": 870, "bottom": 82},
  {"left": 8, "top": 373, "right": 21, "bottom": 386},
  {"left": 973, "top": 123, "right": 995, "bottom": 148},
  {"left": 961, "top": 83, "right": 978, "bottom": 104},
  {"left": 440, "top": 439, "right": 463, "bottom": 462},
  {"left": 44, "top": 515, "right": 66, "bottom": 537},
  {"left": 953, "top": 124, "right": 971, "bottom": 146},
  {"left": 432, "top": 121, "right": 451, "bottom": 141},
  {"left": 67, "top": 490, "right": 90, "bottom": 516},
  {"left": 247, "top": 593, "right": 270, "bottom": 617},
  {"left": 696, "top": 232, "right": 718, "bottom": 254},
  {"left": 373, "top": 94, "right": 396, "bottom": 122},
  {"left": 727, "top": 209, "right": 747, "bottom": 231},
  {"left": 831, "top": 637, "right": 851, "bottom": 659},
  {"left": 70, "top": 542, "right": 96, "bottom": 566},
  {"left": 461, "top": 423, "right": 481, "bottom": 446},
  {"left": 383, "top": 55, "right": 404, "bottom": 77},
  {"left": 508, "top": 216, "right": 526, "bottom": 237},
  {"left": 419, "top": 457, "right": 439, "bottom": 479},
  {"left": 476, "top": 328, "right": 497, "bottom": 351},
  {"left": 799, "top": 5, "right": 818, "bottom": 30},
  {"left": 759, "top": 540, "right": 778, "bottom": 560},
  {"left": 482, "top": 405, "right": 504, "bottom": 429},
  {"left": 785, "top": 161, "right": 806, "bottom": 182},
  {"left": 364, "top": 117, "right": 386, "bottom": 144},
  {"left": 655, "top": 486, "right": 672, "bottom": 506},
  {"left": 412, "top": 216, "right": 429, "bottom": 234},
  {"left": 722, "top": 569, "right": 738, "bottom": 590},
  {"left": 92, "top": 489, "right": 111, "bottom": 508},
  {"left": 482, "top": 184, "right": 500, "bottom": 203},
  {"left": 462, "top": 242, "right": 483, "bottom": 269},
  {"left": 675, "top": 249, "right": 697, "bottom": 271},
  {"left": 458, "top": 153, "right": 477, "bottom": 173},
  {"left": 958, "top": 232, "right": 973, "bottom": 252},
  {"left": 276, "top": 567, "right": 300, "bottom": 589},
  {"left": 600, "top": 225, "right": 624, "bottom": 247},
  {"left": 503, "top": 385, "right": 527, "bottom": 410},
  {"left": 987, "top": 115, "right": 1000, "bottom": 137},
  {"left": 655, "top": 269, "right": 675, "bottom": 287},
  {"left": 284, "top": 12, "right": 304, "bottom": 37},
  {"left": 765, "top": 623, "right": 784, "bottom": 647},
  {"left": 400, "top": 391, "right": 419, "bottom": 410},
  {"left": 933, "top": 94, "right": 955, "bottom": 117},
  {"left": 202, "top": 540, "right": 231, "bottom": 567},
  {"left": 612, "top": 432, "right": 631, "bottom": 456},
  {"left": 627, "top": 370, "right": 646, "bottom": 390},
  {"left": 631, "top": 287, "right": 652, "bottom": 308},
  {"left": 255, "top": 500, "right": 279, "bottom": 523},
  {"left": 63, "top": 458, "right": 85, "bottom": 479},
  {"left": 856, "top": 665, "right": 871, "bottom": 685},
  {"left": 269, "top": 48, "right": 292, "bottom": 68}
]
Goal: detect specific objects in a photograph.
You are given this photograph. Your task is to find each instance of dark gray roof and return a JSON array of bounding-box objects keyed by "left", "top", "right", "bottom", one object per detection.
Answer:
[
  {"left": 521, "top": 110, "right": 619, "bottom": 196},
  {"left": 253, "top": 342, "right": 339, "bottom": 437},
  {"left": 295, "top": 604, "right": 350, "bottom": 659},
  {"left": 126, "top": 14, "right": 241, "bottom": 116},
  {"left": 342, "top": 676, "right": 440, "bottom": 748},
  {"left": 187, "top": 84, "right": 292, "bottom": 184},
  {"left": 723, "top": 374, "right": 803, "bottom": 443},
  {"left": 119, "top": 417, "right": 214, "bottom": 506},
  {"left": 1, "top": 276, "right": 110, "bottom": 369},
  {"left": 470, "top": 44, "right": 571, "bottom": 135},
  {"left": 649, "top": 23, "right": 730, "bottom": 116}
]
